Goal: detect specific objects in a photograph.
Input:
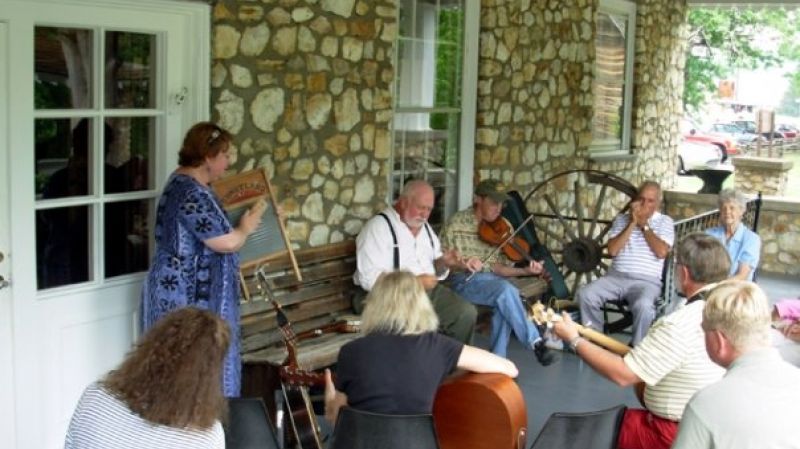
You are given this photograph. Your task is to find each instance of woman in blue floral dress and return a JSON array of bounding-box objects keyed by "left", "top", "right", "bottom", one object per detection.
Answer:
[{"left": 140, "top": 122, "right": 264, "bottom": 397}]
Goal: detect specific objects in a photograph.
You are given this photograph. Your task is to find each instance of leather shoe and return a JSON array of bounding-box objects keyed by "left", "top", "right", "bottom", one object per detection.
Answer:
[{"left": 533, "top": 339, "right": 558, "bottom": 366}]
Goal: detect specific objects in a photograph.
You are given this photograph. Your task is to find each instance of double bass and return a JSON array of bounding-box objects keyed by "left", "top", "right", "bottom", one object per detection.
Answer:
[{"left": 433, "top": 372, "right": 528, "bottom": 449}]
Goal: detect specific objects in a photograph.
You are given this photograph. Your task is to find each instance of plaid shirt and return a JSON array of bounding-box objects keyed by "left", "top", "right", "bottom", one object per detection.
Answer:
[{"left": 440, "top": 208, "right": 512, "bottom": 270}]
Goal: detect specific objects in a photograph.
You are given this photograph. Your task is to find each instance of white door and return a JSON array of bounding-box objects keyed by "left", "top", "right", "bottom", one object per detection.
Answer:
[
  {"left": 0, "top": 1, "right": 209, "bottom": 448},
  {"left": 1, "top": 20, "right": 19, "bottom": 449}
]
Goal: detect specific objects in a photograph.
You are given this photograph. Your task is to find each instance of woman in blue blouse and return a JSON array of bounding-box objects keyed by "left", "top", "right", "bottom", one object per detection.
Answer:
[
  {"left": 706, "top": 189, "right": 761, "bottom": 281},
  {"left": 140, "top": 122, "right": 265, "bottom": 397}
]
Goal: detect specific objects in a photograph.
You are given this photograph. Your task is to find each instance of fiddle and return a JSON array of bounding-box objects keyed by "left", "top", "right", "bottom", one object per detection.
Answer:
[{"left": 478, "top": 216, "right": 535, "bottom": 263}]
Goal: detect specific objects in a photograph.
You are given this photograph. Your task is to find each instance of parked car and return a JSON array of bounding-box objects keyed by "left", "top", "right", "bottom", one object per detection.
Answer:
[
  {"left": 731, "top": 120, "right": 784, "bottom": 140},
  {"left": 681, "top": 119, "right": 736, "bottom": 160},
  {"left": 777, "top": 123, "right": 798, "bottom": 139},
  {"left": 708, "top": 122, "right": 759, "bottom": 152},
  {"left": 677, "top": 139, "right": 724, "bottom": 174}
]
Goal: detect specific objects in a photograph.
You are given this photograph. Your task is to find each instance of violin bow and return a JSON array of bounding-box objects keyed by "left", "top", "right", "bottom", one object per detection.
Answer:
[{"left": 465, "top": 213, "right": 536, "bottom": 282}]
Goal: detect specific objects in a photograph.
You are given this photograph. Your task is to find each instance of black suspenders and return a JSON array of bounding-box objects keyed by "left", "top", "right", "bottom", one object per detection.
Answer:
[{"left": 378, "top": 212, "right": 434, "bottom": 270}]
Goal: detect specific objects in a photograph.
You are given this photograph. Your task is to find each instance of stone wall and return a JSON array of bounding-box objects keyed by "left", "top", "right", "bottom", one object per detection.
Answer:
[
  {"left": 732, "top": 156, "right": 794, "bottom": 196},
  {"left": 475, "top": 0, "right": 688, "bottom": 194},
  {"left": 210, "top": 0, "right": 395, "bottom": 247},
  {"left": 475, "top": 0, "right": 595, "bottom": 188},
  {"left": 664, "top": 191, "right": 800, "bottom": 276},
  {"left": 208, "top": 0, "right": 690, "bottom": 248}
]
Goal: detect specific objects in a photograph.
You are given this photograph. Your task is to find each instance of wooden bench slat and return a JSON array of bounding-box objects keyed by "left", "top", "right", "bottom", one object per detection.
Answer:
[
  {"left": 241, "top": 315, "right": 345, "bottom": 353},
  {"left": 241, "top": 240, "right": 355, "bottom": 272},
  {"left": 241, "top": 294, "right": 353, "bottom": 337},
  {"left": 243, "top": 332, "right": 360, "bottom": 370}
]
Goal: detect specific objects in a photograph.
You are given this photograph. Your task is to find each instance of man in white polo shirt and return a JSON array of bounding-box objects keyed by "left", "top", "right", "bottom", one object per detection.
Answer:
[
  {"left": 553, "top": 233, "right": 729, "bottom": 449},
  {"left": 578, "top": 180, "right": 673, "bottom": 345}
]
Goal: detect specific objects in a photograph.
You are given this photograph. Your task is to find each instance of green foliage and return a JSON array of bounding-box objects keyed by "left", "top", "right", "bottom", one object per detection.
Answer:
[
  {"left": 430, "top": 8, "right": 463, "bottom": 131},
  {"left": 684, "top": 7, "right": 799, "bottom": 113}
]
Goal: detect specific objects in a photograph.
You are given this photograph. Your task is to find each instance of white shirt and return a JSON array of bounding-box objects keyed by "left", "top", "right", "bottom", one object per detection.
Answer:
[
  {"left": 354, "top": 207, "right": 445, "bottom": 291},
  {"left": 673, "top": 348, "right": 800, "bottom": 449},
  {"left": 64, "top": 383, "right": 224, "bottom": 449},
  {"left": 609, "top": 211, "right": 674, "bottom": 279}
]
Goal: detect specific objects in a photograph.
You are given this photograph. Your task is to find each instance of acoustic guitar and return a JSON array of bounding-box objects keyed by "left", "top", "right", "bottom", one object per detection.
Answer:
[
  {"left": 256, "top": 269, "right": 323, "bottom": 449},
  {"left": 433, "top": 372, "right": 528, "bottom": 449}
]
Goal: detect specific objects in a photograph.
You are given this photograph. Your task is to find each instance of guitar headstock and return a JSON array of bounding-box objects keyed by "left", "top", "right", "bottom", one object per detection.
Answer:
[{"left": 528, "top": 302, "right": 561, "bottom": 327}]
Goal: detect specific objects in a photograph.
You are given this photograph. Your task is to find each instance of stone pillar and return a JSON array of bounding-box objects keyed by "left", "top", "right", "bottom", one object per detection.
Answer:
[{"left": 732, "top": 156, "right": 794, "bottom": 196}]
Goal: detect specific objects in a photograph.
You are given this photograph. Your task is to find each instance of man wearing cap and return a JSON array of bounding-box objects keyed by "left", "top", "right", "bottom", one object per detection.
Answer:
[{"left": 440, "top": 179, "right": 555, "bottom": 365}]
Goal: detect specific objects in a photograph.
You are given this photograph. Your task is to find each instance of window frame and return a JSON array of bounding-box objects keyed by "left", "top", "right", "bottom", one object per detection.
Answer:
[
  {"left": 590, "top": 0, "right": 637, "bottom": 157},
  {"left": 390, "top": 0, "right": 479, "bottom": 226}
]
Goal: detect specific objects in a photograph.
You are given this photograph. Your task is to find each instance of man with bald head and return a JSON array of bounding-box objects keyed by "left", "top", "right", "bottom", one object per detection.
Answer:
[
  {"left": 355, "top": 179, "right": 477, "bottom": 344},
  {"left": 578, "top": 181, "right": 674, "bottom": 345}
]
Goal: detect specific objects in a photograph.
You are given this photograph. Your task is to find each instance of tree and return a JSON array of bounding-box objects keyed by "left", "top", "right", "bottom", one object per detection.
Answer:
[{"left": 684, "top": 7, "right": 799, "bottom": 113}]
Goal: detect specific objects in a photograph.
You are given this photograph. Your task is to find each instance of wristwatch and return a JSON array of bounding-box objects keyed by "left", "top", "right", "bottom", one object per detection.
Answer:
[
  {"left": 569, "top": 336, "right": 584, "bottom": 352},
  {"left": 641, "top": 224, "right": 651, "bottom": 233}
]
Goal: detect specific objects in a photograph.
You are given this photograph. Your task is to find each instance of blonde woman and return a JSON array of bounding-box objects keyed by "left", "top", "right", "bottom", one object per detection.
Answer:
[{"left": 324, "top": 270, "right": 517, "bottom": 424}]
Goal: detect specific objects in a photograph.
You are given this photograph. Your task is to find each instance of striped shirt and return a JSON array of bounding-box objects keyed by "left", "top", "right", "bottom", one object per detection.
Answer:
[
  {"left": 624, "top": 300, "right": 725, "bottom": 421},
  {"left": 64, "top": 383, "right": 224, "bottom": 449},
  {"left": 609, "top": 212, "right": 674, "bottom": 279}
]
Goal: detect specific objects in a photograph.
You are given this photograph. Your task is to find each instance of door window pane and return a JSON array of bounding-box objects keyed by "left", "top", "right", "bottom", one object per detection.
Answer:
[
  {"left": 35, "top": 27, "right": 93, "bottom": 110},
  {"left": 105, "top": 117, "right": 154, "bottom": 193},
  {"left": 35, "top": 118, "right": 96, "bottom": 199},
  {"left": 36, "top": 205, "right": 92, "bottom": 289},
  {"left": 105, "top": 199, "right": 151, "bottom": 277},
  {"left": 105, "top": 31, "right": 156, "bottom": 109}
]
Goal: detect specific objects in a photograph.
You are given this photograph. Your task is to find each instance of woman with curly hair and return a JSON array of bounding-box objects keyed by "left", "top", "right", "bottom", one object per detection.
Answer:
[
  {"left": 65, "top": 308, "right": 229, "bottom": 448},
  {"left": 140, "top": 122, "right": 265, "bottom": 397}
]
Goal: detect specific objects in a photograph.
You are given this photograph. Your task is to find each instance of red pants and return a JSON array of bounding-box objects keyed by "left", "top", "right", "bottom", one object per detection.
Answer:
[{"left": 617, "top": 409, "right": 679, "bottom": 449}]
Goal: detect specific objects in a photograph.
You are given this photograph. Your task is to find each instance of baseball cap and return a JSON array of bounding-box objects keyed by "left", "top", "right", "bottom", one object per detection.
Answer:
[{"left": 474, "top": 179, "right": 510, "bottom": 204}]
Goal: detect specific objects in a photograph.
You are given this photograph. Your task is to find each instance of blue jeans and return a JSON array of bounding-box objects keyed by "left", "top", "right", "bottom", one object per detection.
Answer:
[{"left": 448, "top": 272, "right": 541, "bottom": 357}]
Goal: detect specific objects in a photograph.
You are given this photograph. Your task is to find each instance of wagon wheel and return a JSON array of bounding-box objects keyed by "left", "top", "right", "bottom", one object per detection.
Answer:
[{"left": 522, "top": 169, "right": 637, "bottom": 296}]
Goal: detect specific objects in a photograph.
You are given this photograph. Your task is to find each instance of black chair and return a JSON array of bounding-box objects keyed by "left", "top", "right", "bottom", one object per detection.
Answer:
[
  {"left": 529, "top": 405, "right": 627, "bottom": 449},
  {"left": 328, "top": 407, "right": 440, "bottom": 449},
  {"left": 226, "top": 397, "right": 280, "bottom": 449}
]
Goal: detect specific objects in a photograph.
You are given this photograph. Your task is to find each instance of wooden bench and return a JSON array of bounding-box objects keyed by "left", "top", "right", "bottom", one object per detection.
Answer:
[{"left": 239, "top": 240, "right": 361, "bottom": 416}]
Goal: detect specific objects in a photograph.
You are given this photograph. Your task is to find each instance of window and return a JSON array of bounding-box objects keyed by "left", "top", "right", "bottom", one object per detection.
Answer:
[
  {"left": 34, "top": 26, "right": 158, "bottom": 289},
  {"left": 392, "top": 0, "right": 477, "bottom": 229},
  {"left": 591, "top": 0, "right": 636, "bottom": 156}
]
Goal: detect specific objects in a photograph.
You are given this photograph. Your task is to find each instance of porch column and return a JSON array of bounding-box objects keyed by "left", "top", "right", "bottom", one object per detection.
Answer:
[{"left": 732, "top": 156, "right": 794, "bottom": 196}]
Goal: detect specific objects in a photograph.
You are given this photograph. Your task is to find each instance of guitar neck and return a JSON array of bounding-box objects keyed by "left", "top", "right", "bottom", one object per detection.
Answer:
[{"left": 575, "top": 324, "right": 631, "bottom": 356}]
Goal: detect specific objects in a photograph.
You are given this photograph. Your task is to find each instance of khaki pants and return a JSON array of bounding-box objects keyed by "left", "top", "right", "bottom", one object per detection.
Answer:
[{"left": 429, "top": 284, "right": 477, "bottom": 345}]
